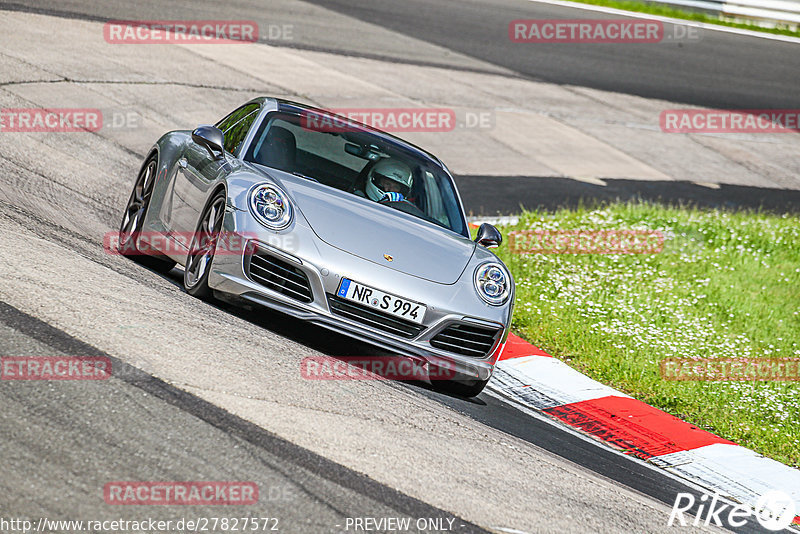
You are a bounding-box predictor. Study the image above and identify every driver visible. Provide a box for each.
[364,159,413,203]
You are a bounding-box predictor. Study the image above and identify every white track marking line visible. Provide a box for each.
[494,355,631,407]
[492,527,533,534]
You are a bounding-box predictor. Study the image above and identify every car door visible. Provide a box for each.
[169,143,228,236]
[167,104,261,239]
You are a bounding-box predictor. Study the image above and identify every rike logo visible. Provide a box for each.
[668,491,796,531]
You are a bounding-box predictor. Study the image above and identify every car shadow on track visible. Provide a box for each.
[149,263,487,403]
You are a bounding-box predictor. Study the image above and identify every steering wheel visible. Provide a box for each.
[378,198,428,218]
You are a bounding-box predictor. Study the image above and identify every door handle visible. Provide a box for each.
[178,157,188,169]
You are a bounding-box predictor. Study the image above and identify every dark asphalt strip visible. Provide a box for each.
[0,2,111,24]
[455,175,800,215]
[0,300,489,534]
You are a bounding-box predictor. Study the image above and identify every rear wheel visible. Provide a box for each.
[119,156,176,273]
[183,191,226,300]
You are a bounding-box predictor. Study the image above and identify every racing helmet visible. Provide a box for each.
[365,159,413,202]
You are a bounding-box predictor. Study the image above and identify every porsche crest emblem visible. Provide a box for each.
[383,254,394,262]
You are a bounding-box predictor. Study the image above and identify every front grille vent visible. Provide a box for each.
[327,294,425,339]
[430,323,501,358]
[247,248,313,303]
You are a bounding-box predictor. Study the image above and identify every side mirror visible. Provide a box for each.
[192,125,225,160]
[474,223,502,248]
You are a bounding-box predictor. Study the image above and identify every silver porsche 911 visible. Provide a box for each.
[119,97,514,396]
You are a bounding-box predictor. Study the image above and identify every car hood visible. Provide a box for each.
[274,172,475,285]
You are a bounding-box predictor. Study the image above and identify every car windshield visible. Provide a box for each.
[243,112,468,237]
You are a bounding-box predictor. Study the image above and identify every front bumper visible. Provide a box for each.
[207,209,511,382]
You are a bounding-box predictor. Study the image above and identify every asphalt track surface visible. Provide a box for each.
[0,302,487,534]
[0,0,794,533]
[6,0,800,215]
[4,0,798,110]
[0,284,768,533]
[300,0,800,110]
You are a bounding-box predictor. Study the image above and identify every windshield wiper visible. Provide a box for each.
[291,171,319,183]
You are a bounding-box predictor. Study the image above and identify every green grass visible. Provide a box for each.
[564,0,800,38]
[490,203,800,467]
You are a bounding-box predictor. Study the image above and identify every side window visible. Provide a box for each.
[222,110,258,155]
[274,119,366,171]
[215,104,258,132]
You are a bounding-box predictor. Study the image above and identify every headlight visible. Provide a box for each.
[249,184,293,230]
[474,262,511,306]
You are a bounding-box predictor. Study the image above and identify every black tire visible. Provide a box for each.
[183,190,226,301]
[433,376,490,398]
[119,156,176,274]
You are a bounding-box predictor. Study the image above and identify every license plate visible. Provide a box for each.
[337,278,426,324]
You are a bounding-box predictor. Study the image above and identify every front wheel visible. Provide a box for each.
[183,191,226,300]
